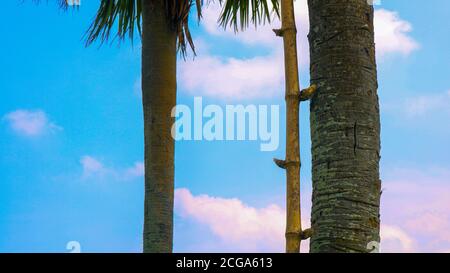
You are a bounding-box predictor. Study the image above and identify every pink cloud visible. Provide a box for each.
[380,225,415,252]
[175,188,313,252]
[382,168,450,252]
[175,188,286,252]
[175,166,450,252]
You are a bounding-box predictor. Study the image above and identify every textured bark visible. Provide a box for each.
[275,0,303,253]
[307,0,381,252]
[142,0,177,253]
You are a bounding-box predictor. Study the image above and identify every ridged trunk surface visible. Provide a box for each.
[307,0,381,252]
[142,0,177,253]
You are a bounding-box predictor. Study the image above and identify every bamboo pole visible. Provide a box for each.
[273,0,315,253]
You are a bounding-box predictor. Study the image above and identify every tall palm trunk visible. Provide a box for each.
[307,0,381,252]
[142,0,177,253]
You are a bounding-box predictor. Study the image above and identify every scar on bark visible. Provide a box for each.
[299,84,318,101]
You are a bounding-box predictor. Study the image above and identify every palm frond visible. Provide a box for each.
[218,0,280,31]
[165,0,200,56]
[85,0,204,56]
[85,0,142,46]
[35,1,276,55]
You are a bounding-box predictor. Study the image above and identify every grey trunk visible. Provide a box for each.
[307,0,381,252]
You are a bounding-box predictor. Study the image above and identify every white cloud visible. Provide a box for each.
[180,53,284,100]
[180,3,418,100]
[374,9,419,56]
[403,90,450,117]
[3,109,61,137]
[80,156,144,181]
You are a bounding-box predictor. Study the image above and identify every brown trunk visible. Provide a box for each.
[142,0,177,253]
[307,0,381,252]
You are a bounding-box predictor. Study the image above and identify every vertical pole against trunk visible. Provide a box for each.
[273,0,315,253]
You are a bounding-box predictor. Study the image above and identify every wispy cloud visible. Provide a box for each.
[80,156,144,181]
[403,90,450,117]
[80,156,107,178]
[3,109,61,137]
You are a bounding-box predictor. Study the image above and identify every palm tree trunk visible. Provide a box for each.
[307,0,381,252]
[274,0,303,253]
[142,0,177,253]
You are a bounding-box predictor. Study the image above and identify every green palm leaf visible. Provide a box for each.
[40,0,278,54]
[218,0,280,31]
[85,0,205,56]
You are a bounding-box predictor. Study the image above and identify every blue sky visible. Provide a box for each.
[0,0,449,253]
